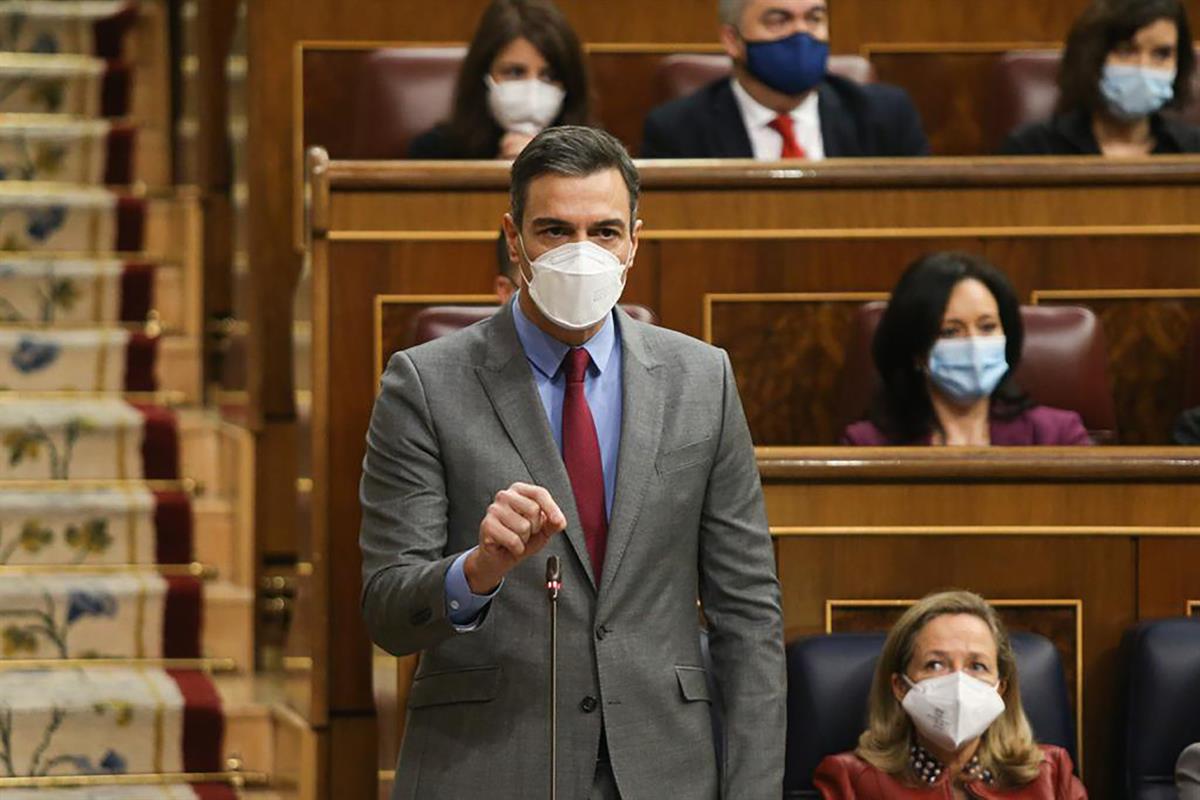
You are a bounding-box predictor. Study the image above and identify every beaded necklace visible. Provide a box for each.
[909,742,995,786]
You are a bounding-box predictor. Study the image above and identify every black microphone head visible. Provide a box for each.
[546,555,561,583]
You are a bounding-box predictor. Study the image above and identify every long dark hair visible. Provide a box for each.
[1058,0,1195,115]
[446,0,591,158]
[870,252,1031,443]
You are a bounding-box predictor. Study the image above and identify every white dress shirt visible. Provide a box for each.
[729,77,826,161]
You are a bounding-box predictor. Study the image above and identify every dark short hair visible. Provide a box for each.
[1058,0,1195,115]
[510,125,641,228]
[496,230,518,282]
[869,252,1031,443]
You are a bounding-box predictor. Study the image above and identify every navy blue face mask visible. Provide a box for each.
[744,31,829,96]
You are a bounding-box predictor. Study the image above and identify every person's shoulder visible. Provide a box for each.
[999,118,1059,155]
[1160,114,1200,152]
[1177,741,1200,786]
[818,751,873,774]
[397,309,501,371]
[999,111,1092,156]
[626,315,722,365]
[646,78,732,126]
[1024,405,1091,445]
[407,124,475,159]
[824,74,916,112]
[841,419,889,446]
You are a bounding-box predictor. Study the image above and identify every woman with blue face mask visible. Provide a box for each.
[1001,0,1200,156]
[842,253,1093,447]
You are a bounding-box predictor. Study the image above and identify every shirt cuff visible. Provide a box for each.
[444,548,502,630]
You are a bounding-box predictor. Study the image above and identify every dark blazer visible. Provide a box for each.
[640,75,929,158]
[841,406,1092,446]
[1000,108,1200,155]
[814,746,1087,799]
[407,123,502,159]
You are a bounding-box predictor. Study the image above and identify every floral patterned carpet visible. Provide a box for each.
[0,3,232,796]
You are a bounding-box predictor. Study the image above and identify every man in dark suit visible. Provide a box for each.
[641,0,929,159]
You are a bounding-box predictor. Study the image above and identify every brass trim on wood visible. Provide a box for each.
[1031,288,1200,303]
[0,479,199,493]
[702,291,887,343]
[0,562,215,578]
[772,526,1200,537]
[0,657,237,671]
[325,225,1200,243]
[0,772,269,789]
[859,41,1060,57]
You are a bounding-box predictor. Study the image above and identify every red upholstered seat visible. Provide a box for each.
[410,304,658,347]
[351,47,466,158]
[654,53,876,103]
[836,302,1118,442]
[991,49,1200,148]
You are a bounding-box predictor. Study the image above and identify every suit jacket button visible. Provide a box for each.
[595,625,608,640]
[410,607,432,626]
[579,696,598,713]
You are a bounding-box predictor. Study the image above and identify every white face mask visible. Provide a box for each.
[901,671,1006,751]
[485,75,566,136]
[517,237,631,331]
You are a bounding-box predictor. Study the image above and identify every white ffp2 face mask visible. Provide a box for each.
[485,75,566,136]
[518,237,630,331]
[901,671,1006,751]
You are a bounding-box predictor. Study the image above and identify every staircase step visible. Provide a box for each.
[0,1,137,59]
[202,581,252,671]
[1,786,238,800]
[0,257,179,328]
[0,572,201,660]
[0,53,129,117]
[0,486,192,567]
[0,115,135,185]
[0,398,177,480]
[0,667,224,777]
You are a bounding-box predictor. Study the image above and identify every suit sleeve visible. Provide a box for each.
[358,350,474,656]
[813,755,857,799]
[699,349,787,798]
[640,109,682,158]
[886,87,930,156]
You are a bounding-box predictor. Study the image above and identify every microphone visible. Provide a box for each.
[546,555,562,600]
[546,555,561,800]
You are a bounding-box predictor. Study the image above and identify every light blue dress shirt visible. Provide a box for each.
[445,295,624,626]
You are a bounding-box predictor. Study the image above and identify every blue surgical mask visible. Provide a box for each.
[744,31,829,96]
[1099,63,1175,121]
[927,336,1009,406]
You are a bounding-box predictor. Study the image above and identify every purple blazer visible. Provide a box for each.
[842,405,1093,446]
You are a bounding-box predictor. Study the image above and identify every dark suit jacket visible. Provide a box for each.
[640,75,929,158]
[1000,108,1200,155]
[407,123,502,159]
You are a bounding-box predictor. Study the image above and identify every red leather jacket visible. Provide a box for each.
[814,745,1088,799]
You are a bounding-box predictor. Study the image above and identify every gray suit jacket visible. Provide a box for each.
[359,303,786,799]
[1179,742,1200,800]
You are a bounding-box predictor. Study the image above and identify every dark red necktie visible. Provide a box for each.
[562,347,607,583]
[768,113,807,159]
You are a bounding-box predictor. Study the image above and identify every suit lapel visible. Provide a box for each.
[817,82,856,157]
[711,79,755,158]
[475,304,597,589]
[598,310,666,599]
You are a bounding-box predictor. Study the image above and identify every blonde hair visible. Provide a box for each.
[856,590,1045,787]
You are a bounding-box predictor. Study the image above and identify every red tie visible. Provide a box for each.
[562,348,607,584]
[768,113,807,159]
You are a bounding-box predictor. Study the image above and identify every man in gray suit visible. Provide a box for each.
[359,126,785,799]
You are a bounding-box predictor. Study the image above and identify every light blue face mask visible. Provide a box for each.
[927,336,1009,406]
[1099,63,1176,121]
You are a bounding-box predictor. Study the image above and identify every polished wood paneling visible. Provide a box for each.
[1034,293,1200,444]
[707,294,885,444]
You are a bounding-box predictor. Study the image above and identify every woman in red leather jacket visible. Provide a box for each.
[814,590,1088,799]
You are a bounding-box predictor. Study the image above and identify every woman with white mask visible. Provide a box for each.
[815,590,1088,798]
[1002,0,1200,156]
[842,253,1092,447]
[409,0,592,160]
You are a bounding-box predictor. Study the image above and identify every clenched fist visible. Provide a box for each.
[465,482,567,594]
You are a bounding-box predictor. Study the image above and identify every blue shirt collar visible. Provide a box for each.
[511,293,618,379]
